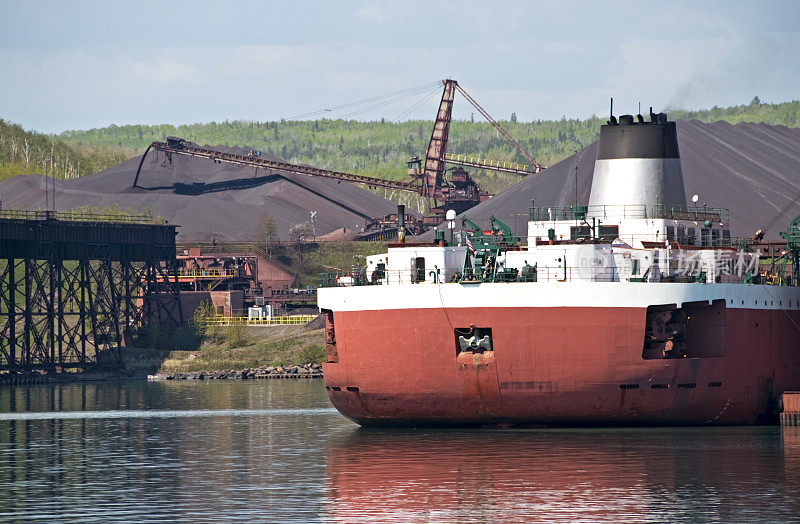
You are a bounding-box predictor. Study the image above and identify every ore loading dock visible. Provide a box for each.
[4,86,800,317]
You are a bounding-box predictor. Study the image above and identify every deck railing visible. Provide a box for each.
[528,204,730,223]
[318,258,772,288]
[177,269,242,278]
[199,315,317,326]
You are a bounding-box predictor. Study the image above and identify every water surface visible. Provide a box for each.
[0,381,798,522]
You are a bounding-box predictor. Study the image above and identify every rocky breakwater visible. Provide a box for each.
[148,363,323,381]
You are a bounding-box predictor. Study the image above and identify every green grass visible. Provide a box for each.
[120,318,326,374]
[156,329,325,373]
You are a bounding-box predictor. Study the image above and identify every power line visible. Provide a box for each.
[337,85,443,120]
[392,86,443,123]
[287,81,442,120]
[190,80,444,145]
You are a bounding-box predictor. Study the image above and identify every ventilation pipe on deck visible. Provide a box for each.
[397,204,406,243]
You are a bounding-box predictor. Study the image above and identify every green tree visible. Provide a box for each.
[262,212,279,257]
[289,222,313,262]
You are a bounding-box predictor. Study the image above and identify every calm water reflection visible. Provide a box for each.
[0,381,798,523]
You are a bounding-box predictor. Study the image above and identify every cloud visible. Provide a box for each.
[356,3,386,22]
[129,57,201,84]
[3,2,800,132]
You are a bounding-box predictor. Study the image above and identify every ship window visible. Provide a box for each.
[677,225,687,244]
[371,262,386,283]
[454,327,493,354]
[687,227,696,245]
[701,228,711,246]
[712,229,721,245]
[632,259,640,275]
[411,257,426,283]
[598,225,619,241]
[570,225,591,240]
[666,226,676,242]
[708,382,722,388]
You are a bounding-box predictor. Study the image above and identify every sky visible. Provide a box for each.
[1,0,799,134]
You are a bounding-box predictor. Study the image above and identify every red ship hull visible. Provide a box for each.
[322,306,800,426]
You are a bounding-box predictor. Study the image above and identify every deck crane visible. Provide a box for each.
[132,79,543,229]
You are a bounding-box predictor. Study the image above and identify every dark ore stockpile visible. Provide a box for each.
[427,120,800,240]
[0,145,403,242]
[3,121,800,241]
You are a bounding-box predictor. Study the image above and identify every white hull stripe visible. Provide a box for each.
[318,282,800,312]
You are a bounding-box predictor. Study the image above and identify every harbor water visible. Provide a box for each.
[1,380,799,523]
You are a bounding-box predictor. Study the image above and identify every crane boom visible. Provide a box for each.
[418,79,457,199]
[453,83,543,173]
[133,138,418,193]
[131,78,544,230]
[443,153,535,176]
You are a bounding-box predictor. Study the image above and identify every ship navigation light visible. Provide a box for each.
[446,209,457,244]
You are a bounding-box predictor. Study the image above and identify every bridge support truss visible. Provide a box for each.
[0,212,181,370]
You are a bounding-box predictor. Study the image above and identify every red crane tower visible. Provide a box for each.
[132,79,543,229]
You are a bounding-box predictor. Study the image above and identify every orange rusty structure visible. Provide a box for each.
[132,80,543,227]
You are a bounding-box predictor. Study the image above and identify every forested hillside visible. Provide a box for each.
[58,117,603,195]
[3,97,798,196]
[56,97,800,195]
[0,119,132,183]
[668,97,800,127]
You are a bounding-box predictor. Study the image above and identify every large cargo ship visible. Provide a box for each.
[318,110,800,426]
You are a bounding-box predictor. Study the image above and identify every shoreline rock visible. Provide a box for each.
[0,363,325,384]
[147,363,324,381]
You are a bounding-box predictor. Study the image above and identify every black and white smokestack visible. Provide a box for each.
[588,112,686,213]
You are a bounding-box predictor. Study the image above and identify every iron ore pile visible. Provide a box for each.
[2,121,800,241]
[441,120,800,240]
[0,145,400,241]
